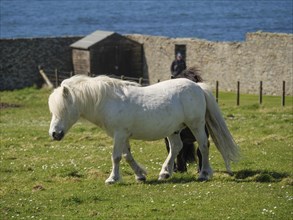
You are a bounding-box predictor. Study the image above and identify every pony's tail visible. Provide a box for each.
[198,83,240,171]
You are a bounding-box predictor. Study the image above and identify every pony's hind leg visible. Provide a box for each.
[164,137,178,172]
[159,133,183,180]
[123,141,147,182]
[197,139,210,173]
[188,123,213,181]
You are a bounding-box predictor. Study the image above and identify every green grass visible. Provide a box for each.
[1,87,292,219]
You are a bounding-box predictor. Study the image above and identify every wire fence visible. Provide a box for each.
[38,66,149,87]
[38,66,287,106]
[214,80,287,106]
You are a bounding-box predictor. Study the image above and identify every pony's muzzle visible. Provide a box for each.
[52,130,64,141]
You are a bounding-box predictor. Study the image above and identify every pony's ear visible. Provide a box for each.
[62,86,70,98]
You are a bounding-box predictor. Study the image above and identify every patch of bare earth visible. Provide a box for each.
[0,103,21,109]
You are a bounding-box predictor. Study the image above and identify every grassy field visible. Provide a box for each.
[0,87,292,219]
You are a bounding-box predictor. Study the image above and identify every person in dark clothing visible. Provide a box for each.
[170,53,186,78]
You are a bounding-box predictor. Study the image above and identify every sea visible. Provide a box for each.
[1,0,292,42]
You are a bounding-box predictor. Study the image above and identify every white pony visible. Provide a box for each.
[48,75,239,184]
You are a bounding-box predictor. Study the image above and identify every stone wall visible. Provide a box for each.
[0,37,81,90]
[127,32,292,95]
[0,32,292,95]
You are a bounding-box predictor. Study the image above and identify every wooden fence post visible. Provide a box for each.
[237,81,240,106]
[38,65,53,89]
[282,81,286,106]
[259,81,263,105]
[139,77,143,85]
[55,69,59,87]
[216,81,219,103]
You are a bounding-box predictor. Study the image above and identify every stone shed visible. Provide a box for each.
[70,30,143,77]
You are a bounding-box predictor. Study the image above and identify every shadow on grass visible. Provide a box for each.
[145,175,198,185]
[144,169,292,185]
[234,169,291,183]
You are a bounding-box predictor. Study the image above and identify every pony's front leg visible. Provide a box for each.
[105,133,125,184]
[159,133,182,180]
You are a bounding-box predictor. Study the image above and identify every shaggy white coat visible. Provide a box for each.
[49,75,239,183]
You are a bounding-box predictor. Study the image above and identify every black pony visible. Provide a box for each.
[165,67,210,173]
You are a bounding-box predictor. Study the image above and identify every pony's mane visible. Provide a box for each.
[48,86,72,117]
[49,75,140,115]
[174,66,212,93]
[61,74,140,88]
[176,66,203,83]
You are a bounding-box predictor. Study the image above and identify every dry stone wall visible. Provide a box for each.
[0,37,81,90]
[127,32,292,95]
[0,32,292,95]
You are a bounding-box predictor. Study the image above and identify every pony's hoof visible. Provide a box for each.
[158,173,170,180]
[198,177,208,182]
[105,177,119,184]
[136,176,146,182]
[227,171,234,176]
[198,171,211,181]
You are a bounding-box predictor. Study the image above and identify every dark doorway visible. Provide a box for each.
[95,45,132,75]
[175,44,186,60]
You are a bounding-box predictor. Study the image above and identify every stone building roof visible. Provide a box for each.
[70,30,115,49]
